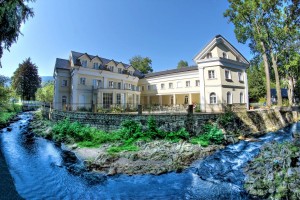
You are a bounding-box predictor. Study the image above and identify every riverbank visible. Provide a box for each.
[0,148,23,200]
[29,111,225,175]
[244,130,300,199]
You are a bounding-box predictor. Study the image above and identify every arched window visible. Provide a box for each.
[62,96,67,104]
[210,93,217,104]
[184,95,189,104]
[206,52,212,59]
[240,92,244,103]
[227,92,232,104]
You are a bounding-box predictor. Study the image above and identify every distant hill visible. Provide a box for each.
[41,76,54,85]
[4,76,53,87]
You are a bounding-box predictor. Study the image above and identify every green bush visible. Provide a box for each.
[165,128,189,141]
[190,123,224,147]
[107,144,139,154]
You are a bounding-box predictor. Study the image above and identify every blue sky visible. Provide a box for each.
[1,0,252,77]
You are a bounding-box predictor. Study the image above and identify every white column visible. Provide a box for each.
[173,94,176,106]
[159,95,162,105]
[71,72,78,111]
[198,66,206,112]
[189,93,192,105]
[103,77,107,88]
[244,70,249,110]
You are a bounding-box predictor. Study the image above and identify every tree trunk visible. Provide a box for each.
[270,52,282,106]
[288,76,294,106]
[261,42,272,107]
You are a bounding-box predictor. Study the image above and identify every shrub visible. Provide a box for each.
[165,128,189,141]
[190,123,224,146]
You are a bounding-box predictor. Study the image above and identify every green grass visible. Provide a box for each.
[0,103,22,125]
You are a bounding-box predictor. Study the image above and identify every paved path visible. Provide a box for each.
[0,148,23,200]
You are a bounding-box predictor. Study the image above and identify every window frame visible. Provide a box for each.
[225,69,231,80]
[240,92,244,103]
[227,91,232,104]
[61,80,68,87]
[223,52,228,59]
[161,83,165,90]
[208,70,215,79]
[81,60,87,67]
[195,80,200,86]
[169,83,173,89]
[186,81,190,87]
[238,72,244,82]
[206,52,212,59]
[209,92,217,104]
[80,77,86,85]
[93,62,99,69]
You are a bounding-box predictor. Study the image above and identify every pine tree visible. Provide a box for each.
[11,58,41,100]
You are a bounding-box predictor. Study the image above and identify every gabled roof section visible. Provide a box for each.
[91,55,103,63]
[54,58,71,70]
[77,53,92,61]
[193,35,249,64]
[70,51,132,68]
[144,66,198,78]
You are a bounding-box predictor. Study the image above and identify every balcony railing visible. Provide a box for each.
[92,85,140,91]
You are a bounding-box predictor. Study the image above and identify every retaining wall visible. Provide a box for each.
[41,107,300,136]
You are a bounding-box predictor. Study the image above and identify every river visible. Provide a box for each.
[0,112,299,199]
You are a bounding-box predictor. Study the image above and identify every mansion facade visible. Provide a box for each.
[53,35,249,112]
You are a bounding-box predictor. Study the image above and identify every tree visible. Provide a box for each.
[36,81,54,103]
[224,0,300,107]
[177,60,188,69]
[247,63,266,102]
[0,75,10,104]
[129,56,153,74]
[224,0,273,107]
[0,0,34,68]
[11,58,41,100]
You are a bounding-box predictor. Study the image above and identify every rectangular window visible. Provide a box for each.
[103,93,113,108]
[93,79,97,87]
[169,83,173,89]
[116,93,121,104]
[93,63,99,69]
[225,69,231,79]
[177,81,182,88]
[161,83,165,89]
[238,72,244,82]
[117,82,121,89]
[142,86,144,91]
[118,68,122,74]
[147,85,151,91]
[109,81,114,88]
[62,80,68,87]
[81,60,87,67]
[186,81,190,87]
[80,77,86,85]
[208,70,215,79]
[128,84,132,90]
[195,80,200,86]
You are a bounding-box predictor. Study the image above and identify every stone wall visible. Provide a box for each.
[41,107,300,136]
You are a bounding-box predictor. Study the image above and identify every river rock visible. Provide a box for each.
[61,150,78,165]
[6,127,12,132]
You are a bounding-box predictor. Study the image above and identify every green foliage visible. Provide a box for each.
[177,60,188,69]
[35,82,54,103]
[119,120,142,140]
[247,64,266,102]
[217,110,235,129]
[0,0,34,67]
[0,103,21,125]
[190,123,223,147]
[165,128,189,141]
[129,55,153,74]
[11,58,41,100]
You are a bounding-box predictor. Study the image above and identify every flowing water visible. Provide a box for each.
[0,112,299,200]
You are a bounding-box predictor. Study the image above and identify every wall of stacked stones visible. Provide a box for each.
[42,107,300,135]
